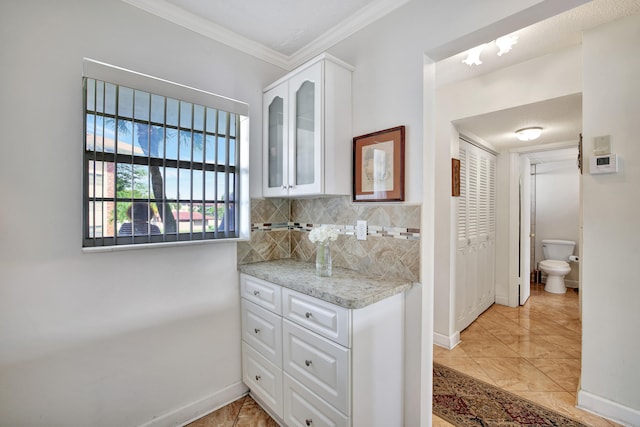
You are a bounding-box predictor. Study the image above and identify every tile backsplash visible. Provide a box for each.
[238,196,421,282]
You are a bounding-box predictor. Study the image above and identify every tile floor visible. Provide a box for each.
[189,283,620,427]
[433,283,621,427]
[186,395,277,427]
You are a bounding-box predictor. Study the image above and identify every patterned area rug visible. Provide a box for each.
[433,363,588,426]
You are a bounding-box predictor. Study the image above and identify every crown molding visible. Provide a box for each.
[122,0,291,69]
[287,0,412,68]
[123,0,411,71]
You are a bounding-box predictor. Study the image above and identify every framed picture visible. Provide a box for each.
[452,158,461,197]
[353,126,405,202]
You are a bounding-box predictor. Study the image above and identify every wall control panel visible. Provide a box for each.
[590,153,618,174]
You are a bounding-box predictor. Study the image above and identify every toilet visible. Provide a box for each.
[539,239,576,294]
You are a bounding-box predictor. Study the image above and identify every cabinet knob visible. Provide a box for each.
[254,328,260,334]
[305,359,312,367]
[253,290,260,296]
[288,184,293,189]
[305,419,312,426]
[255,375,261,381]
[305,312,312,319]
[281,185,287,189]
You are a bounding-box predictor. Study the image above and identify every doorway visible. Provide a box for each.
[452,93,582,307]
[520,147,582,295]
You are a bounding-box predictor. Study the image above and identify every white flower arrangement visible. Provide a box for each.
[308,224,339,244]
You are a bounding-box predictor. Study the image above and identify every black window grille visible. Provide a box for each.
[83,76,241,248]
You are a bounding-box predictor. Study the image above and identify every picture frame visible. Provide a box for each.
[353,126,405,202]
[452,158,461,197]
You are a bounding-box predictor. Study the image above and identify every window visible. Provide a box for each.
[83,60,249,248]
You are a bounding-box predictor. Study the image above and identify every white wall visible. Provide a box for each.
[0,0,601,425]
[0,1,283,426]
[327,1,584,424]
[534,160,580,284]
[329,0,569,204]
[579,13,640,425]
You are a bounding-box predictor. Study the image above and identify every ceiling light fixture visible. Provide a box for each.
[515,127,543,141]
[462,44,487,66]
[496,35,518,56]
[463,33,518,66]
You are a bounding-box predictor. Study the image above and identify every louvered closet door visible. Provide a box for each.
[476,151,496,312]
[456,140,496,332]
[455,146,475,330]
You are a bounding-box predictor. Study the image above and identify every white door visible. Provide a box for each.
[519,155,532,305]
[288,62,323,196]
[455,145,471,329]
[477,152,496,311]
[263,83,289,197]
[456,140,496,332]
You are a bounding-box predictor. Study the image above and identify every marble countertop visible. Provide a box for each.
[238,259,414,309]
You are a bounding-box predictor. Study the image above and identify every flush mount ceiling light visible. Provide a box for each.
[496,35,518,56]
[515,127,543,141]
[462,44,487,66]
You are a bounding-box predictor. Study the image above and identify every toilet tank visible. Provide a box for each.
[542,239,575,261]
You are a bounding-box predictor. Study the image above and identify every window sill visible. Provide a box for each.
[82,236,248,253]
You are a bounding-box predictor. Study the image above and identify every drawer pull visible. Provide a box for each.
[305,419,313,426]
[253,290,260,296]
[305,359,312,367]
[255,375,261,381]
[305,312,313,319]
[254,328,261,334]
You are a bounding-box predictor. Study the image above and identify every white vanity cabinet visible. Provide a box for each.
[262,53,353,198]
[240,275,284,418]
[240,273,405,427]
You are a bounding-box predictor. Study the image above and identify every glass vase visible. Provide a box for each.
[315,241,332,277]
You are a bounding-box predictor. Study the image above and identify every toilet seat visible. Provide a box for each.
[539,259,571,274]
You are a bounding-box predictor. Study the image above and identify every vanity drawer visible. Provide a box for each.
[284,374,349,427]
[242,342,283,419]
[282,288,350,347]
[240,274,282,314]
[283,319,350,415]
[241,299,282,367]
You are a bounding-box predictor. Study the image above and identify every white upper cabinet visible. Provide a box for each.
[263,54,353,198]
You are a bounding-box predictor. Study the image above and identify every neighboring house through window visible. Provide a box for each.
[82,59,249,248]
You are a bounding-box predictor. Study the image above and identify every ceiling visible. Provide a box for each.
[435,0,640,87]
[454,94,583,153]
[122,0,411,68]
[123,0,640,162]
[443,0,640,160]
[150,0,377,56]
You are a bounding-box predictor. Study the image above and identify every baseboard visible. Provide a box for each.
[494,294,510,306]
[577,389,640,427]
[433,331,460,349]
[565,279,578,288]
[137,381,249,427]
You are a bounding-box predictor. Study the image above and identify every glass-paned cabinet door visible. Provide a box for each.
[289,62,322,196]
[295,80,315,185]
[263,84,289,196]
[269,96,284,188]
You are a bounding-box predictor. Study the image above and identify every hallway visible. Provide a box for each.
[433,283,620,426]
